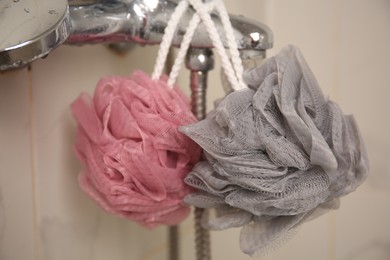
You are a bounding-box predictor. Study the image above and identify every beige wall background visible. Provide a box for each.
[0,0,389,259]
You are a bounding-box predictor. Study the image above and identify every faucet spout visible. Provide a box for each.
[66,0,273,50]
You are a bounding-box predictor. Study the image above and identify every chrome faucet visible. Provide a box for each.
[0,0,272,71]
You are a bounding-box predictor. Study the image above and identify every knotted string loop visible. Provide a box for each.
[152,0,247,91]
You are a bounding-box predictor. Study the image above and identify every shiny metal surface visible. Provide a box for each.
[186,48,215,72]
[0,0,273,71]
[0,6,71,71]
[186,48,214,119]
[168,225,179,260]
[66,0,273,50]
[186,48,214,260]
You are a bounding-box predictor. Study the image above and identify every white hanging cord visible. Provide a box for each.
[151,0,189,81]
[167,1,217,87]
[214,0,246,89]
[152,0,246,91]
[187,0,246,91]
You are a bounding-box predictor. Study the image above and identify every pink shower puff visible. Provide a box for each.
[71,70,201,228]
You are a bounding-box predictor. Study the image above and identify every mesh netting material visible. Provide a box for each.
[180,45,369,255]
[71,70,202,228]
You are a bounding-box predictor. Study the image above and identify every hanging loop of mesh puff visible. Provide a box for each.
[69,0,215,228]
[180,45,369,254]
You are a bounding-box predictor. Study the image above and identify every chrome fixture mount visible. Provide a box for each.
[0,0,273,71]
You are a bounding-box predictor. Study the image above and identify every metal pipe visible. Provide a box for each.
[186,48,214,260]
[169,225,179,260]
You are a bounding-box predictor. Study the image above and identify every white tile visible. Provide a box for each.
[271,215,331,260]
[225,0,268,20]
[0,69,35,260]
[338,0,390,191]
[334,192,390,260]
[40,213,169,260]
[266,0,342,97]
[211,228,273,260]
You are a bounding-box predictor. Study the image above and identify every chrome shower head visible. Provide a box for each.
[0,0,71,71]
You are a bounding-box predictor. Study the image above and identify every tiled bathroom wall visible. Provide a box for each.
[0,0,389,259]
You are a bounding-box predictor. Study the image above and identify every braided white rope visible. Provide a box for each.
[214,0,246,89]
[152,0,246,92]
[167,1,217,87]
[187,0,246,91]
[151,0,189,81]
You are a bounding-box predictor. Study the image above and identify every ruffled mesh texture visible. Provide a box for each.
[180,45,369,255]
[71,71,202,228]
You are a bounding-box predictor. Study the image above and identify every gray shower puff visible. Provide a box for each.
[180,45,369,256]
